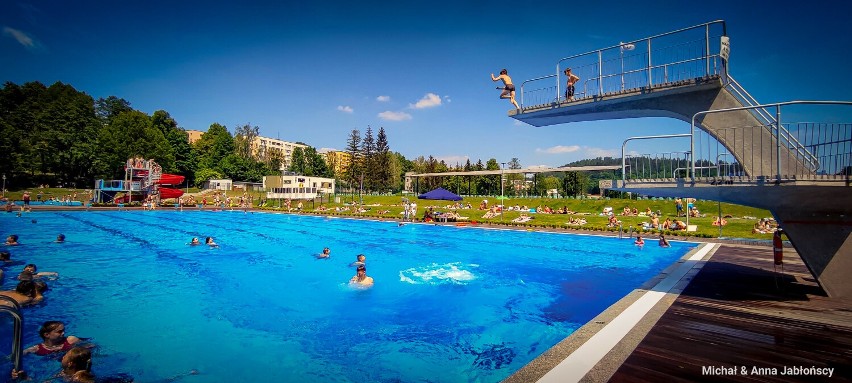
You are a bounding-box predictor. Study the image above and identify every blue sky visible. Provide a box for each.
[3,0,851,168]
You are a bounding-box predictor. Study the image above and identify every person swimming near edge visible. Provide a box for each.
[0,280,48,307]
[349,265,374,287]
[55,234,65,243]
[24,321,83,356]
[634,235,645,246]
[658,235,671,248]
[317,247,331,259]
[189,237,201,246]
[205,237,218,247]
[18,264,59,281]
[349,254,366,267]
[13,346,136,383]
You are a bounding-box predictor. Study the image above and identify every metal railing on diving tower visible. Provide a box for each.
[515,20,830,181]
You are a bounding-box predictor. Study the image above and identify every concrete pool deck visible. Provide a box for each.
[506,243,852,383]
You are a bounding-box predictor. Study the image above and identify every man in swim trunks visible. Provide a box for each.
[491,69,521,110]
[564,68,579,101]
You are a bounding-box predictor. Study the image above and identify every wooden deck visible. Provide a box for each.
[608,245,852,382]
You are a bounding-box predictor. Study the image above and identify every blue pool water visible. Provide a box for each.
[0,211,695,382]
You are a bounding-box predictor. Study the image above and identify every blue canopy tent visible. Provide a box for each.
[418,187,463,201]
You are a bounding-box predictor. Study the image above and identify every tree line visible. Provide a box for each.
[2,80,649,196]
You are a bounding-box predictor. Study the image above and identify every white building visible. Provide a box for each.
[253,136,308,171]
[263,175,335,200]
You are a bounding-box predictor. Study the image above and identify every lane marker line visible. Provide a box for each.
[537,243,716,383]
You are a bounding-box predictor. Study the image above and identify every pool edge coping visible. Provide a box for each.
[502,242,719,383]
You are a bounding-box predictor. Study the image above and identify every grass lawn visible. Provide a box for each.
[257,193,774,240]
[3,188,775,240]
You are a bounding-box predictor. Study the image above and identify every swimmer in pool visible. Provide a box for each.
[205,237,218,247]
[24,321,82,356]
[5,235,19,246]
[0,280,47,307]
[658,235,671,248]
[349,254,366,267]
[317,247,331,259]
[18,264,59,281]
[349,265,374,287]
[55,234,65,243]
[634,235,645,246]
[189,237,201,246]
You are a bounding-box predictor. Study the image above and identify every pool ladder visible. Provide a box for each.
[0,296,24,373]
[618,224,636,239]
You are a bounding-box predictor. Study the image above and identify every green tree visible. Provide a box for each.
[361,126,376,191]
[194,123,234,171]
[343,129,362,192]
[234,123,260,160]
[374,127,392,192]
[95,96,133,125]
[304,146,331,177]
[194,167,224,188]
[289,147,306,174]
[536,175,561,196]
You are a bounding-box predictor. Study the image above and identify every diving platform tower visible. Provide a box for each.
[512,21,852,297]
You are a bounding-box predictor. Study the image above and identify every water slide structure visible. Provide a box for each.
[95,157,185,204]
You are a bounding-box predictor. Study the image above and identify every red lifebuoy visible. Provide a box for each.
[773,231,783,265]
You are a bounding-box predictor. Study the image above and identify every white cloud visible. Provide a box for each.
[585,147,618,157]
[3,27,34,48]
[536,145,581,154]
[336,105,353,113]
[443,95,452,103]
[409,93,442,109]
[376,95,390,102]
[378,111,412,121]
[434,155,469,165]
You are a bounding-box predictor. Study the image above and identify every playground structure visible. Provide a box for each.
[94,157,185,204]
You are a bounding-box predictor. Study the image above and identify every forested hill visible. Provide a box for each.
[562,157,622,167]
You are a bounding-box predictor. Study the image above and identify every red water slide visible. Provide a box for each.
[157,174,186,199]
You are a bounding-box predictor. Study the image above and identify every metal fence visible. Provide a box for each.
[621,102,852,182]
[520,20,727,108]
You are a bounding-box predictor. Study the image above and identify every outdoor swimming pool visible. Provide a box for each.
[0,210,696,382]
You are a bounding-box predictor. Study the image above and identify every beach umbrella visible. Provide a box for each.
[417,187,463,201]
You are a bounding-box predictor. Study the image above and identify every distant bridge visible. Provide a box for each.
[511,20,852,297]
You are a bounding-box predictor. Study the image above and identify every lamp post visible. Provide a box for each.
[500,162,507,223]
[620,42,635,91]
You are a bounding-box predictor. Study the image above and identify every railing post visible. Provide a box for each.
[776,105,782,181]
[555,64,561,104]
[598,50,603,97]
[647,39,653,88]
[705,24,711,77]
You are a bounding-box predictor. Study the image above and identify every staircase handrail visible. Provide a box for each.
[726,76,819,171]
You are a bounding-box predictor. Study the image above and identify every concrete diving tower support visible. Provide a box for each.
[513,76,852,297]
[512,75,812,178]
